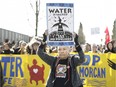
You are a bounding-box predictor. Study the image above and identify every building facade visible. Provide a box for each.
[0,28,31,44]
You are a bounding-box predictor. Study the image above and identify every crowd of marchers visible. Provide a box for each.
[0,34,116,55]
[84,40,116,53]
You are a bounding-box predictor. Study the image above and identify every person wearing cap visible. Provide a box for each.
[37,32,85,87]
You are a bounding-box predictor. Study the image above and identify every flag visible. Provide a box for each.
[105,27,110,45]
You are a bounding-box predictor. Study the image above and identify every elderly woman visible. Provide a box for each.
[37,32,85,87]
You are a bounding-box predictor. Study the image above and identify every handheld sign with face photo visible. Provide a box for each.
[46,3,74,46]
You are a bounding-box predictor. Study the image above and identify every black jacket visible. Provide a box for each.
[38,46,85,87]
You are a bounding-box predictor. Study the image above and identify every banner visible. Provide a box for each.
[1,55,50,87]
[0,53,116,87]
[46,3,74,46]
[78,53,116,87]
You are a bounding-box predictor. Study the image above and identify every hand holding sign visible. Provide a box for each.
[43,30,48,42]
[73,32,82,52]
[74,32,79,45]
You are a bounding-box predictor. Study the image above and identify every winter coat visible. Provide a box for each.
[37,47,85,87]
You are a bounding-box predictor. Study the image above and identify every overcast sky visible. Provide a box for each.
[0,0,116,44]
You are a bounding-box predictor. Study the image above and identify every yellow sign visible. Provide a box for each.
[0,53,116,87]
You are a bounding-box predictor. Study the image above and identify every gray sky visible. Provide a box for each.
[0,0,116,44]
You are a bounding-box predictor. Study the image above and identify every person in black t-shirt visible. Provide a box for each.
[38,32,85,87]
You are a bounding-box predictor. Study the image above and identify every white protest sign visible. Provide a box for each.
[46,3,74,46]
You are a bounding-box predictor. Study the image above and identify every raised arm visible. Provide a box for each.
[37,46,56,66]
[37,31,56,66]
[73,33,85,66]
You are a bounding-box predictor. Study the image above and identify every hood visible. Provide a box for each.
[28,36,42,49]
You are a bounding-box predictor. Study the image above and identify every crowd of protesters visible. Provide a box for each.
[0,37,42,54]
[0,39,116,55]
[84,40,116,53]
[0,34,116,55]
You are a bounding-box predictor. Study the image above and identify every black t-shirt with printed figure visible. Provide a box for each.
[53,58,73,87]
